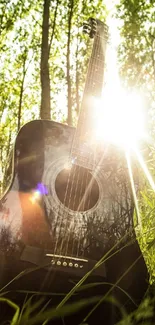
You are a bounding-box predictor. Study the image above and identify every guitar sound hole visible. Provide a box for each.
[55,165,99,212]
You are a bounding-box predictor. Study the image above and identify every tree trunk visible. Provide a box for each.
[66,0,74,126]
[48,0,59,55]
[40,0,51,120]
[152,38,155,84]
[75,27,80,115]
[17,52,27,132]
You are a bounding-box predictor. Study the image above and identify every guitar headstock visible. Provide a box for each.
[83,18,109,40]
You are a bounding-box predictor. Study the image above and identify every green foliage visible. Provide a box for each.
[116,0,155,285]
[116,0,155,92]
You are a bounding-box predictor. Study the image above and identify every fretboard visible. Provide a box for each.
[71,20,108,169]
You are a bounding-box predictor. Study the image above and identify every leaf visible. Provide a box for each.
[0,297,20,325]
[19,296,103,325]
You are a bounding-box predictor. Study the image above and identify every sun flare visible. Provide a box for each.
[92,87,146,150]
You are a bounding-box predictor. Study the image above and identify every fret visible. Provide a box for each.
[89,56,105,65]
[87,68,104,79]
[87,79,104,86]
[87,72,104,83]
[72,159,95,171]
[95,35,108,42]
[71,149,96,171]
[89,62,105,71]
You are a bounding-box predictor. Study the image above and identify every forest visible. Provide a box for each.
[0,0,155,324]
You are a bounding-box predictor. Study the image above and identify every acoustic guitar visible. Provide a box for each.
[0,18,148,325]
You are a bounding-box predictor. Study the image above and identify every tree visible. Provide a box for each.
[116,0,155,93]
[40,0,51,119]
[66,0,74,125]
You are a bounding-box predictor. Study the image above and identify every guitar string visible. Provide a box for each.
[52,159,74,256]
[66,31,102,258]
[58,79,94,256]
[52,29,94,256]
[51,22,85,258]
[57,31,101,257]
[71,30,105,258]
[64,91,96,257]
[55,111,87,256]
[52,26,107,260]
[75,31,104,258]
[58,113,89,257]
[58,164,79,256]
[63,30,107,260]
[57,33,107,259]
[55,105,89,258]
[52,123,86,257]
[64,162,86,257]
[67,129,95,258]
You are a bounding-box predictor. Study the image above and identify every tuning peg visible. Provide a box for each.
[88,18,97,27]
[83,18,97,38]
[83,22,91,35]
[88,18,97,38]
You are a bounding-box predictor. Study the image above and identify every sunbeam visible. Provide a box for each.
[134,148,155,192]
[126,150,142,230]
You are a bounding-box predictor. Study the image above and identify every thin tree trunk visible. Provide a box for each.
[17,52,27,132]
[40,0,51,120]
[152,39,155,84]
[48,0,59,55]
[75,27,80,115]
[66,0,74,126]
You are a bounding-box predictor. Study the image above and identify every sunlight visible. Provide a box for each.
[134,148,155,191]
[91,34,146,150]
[93,88,146,149]
[126,150,142,229]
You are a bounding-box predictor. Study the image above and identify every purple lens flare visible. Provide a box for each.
[36,183,48,195]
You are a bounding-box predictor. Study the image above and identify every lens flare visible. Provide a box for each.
[93,89,146,149]
[29,183,48,204]
[29,190,41,204]
[37,183,48,195]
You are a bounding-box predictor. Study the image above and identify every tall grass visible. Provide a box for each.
[0,234,154,325]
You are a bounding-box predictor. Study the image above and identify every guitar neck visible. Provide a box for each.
[72,20,108,161]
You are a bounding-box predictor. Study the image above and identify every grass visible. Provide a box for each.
[0,236,154,325]
[0,278,154,325]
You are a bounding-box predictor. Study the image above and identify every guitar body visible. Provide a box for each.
[0,119,148,324]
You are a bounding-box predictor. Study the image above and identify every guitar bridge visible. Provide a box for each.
[45,253,88,269]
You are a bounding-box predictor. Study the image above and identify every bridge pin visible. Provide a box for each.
[79,265,83,268]
[51,259,55,265]
[69,262,73,267]
[63,262,67,266]
[74,263,78,268]
[57,261,61,266]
